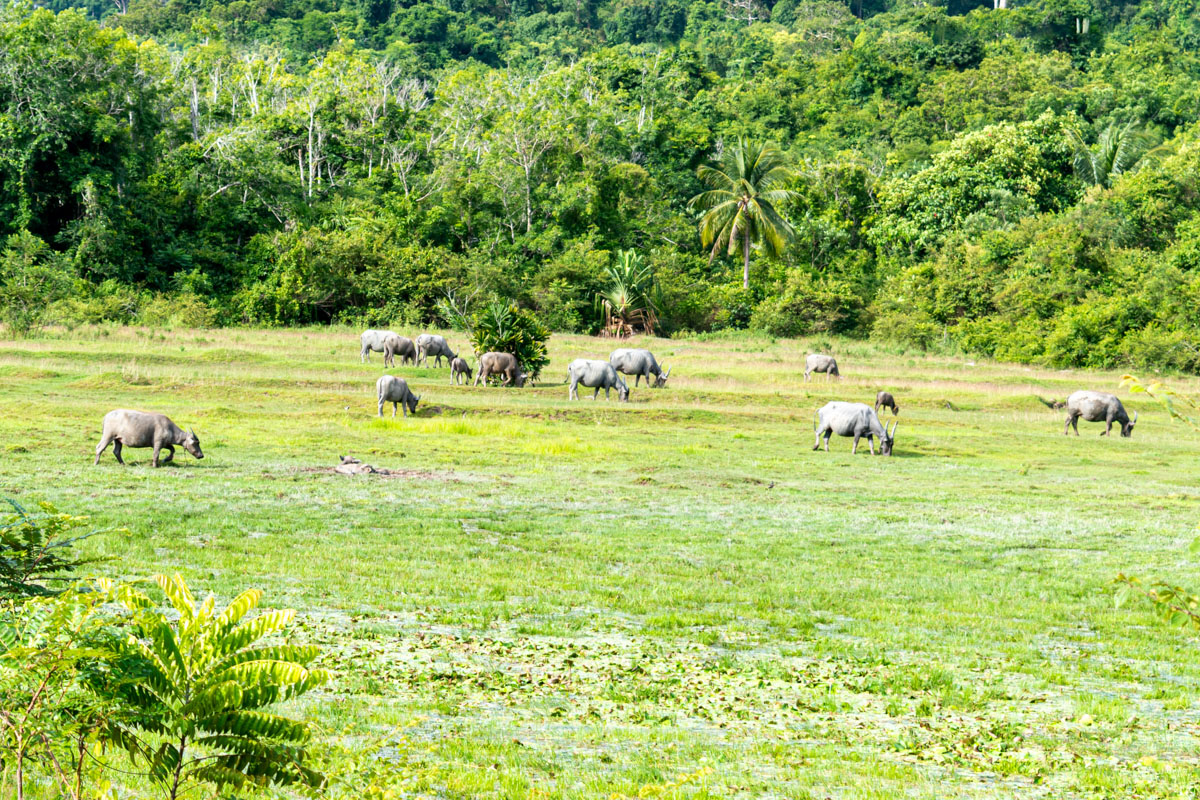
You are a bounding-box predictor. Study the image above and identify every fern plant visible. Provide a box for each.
[0,499,108,600]
[104,574,327,799]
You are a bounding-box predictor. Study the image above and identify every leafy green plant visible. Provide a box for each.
[0,587,115,800]
[596,250,660,337]
[0,231,71,337]
[467,302,550,381]
[0,499,107,600]
[105,574,327,799]
[1070,122,1158,188]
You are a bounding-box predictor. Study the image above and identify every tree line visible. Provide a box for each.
[6,0,1200,370]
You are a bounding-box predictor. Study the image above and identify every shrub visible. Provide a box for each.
[0,231,71,336]
[138,293,218,328]
[0,499,106,600]
[750,272,866,337]
[104,574,327,799]
[467,302,551,380]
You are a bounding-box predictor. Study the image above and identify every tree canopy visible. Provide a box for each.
[8,0,1200,369]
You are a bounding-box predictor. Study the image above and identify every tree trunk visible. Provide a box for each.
[742,234,750,289]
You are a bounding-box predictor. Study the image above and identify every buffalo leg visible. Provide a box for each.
[813,429,822,450]
[152,445,161,468]
[1102,416,1113,436]
[867,435,876,456]
[852,434,860,454]
[378,399,385,417]
[160,444,175,464]
[824,432,831,451]
[112,441,124,465]
[95,434,114,465]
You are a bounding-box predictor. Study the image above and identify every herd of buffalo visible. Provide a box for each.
[91,333,1141,466]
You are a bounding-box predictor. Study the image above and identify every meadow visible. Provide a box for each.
[2,326,1199,799]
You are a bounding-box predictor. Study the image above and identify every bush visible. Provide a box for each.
[0,231,71,336]
[138,293,218,328]
[750,272,866,337]
[870,308,942,351]
[467,302,551,380]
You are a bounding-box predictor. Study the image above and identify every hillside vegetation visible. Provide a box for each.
[7,0,1200,369]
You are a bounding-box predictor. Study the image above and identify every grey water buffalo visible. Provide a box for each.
[805,354,840,381]
[94,410,203,467]
[1063,391,1137,436]
[609,348,671,388]
[813,401,896,455]
[568,359,629,401]
[875,391,899,416]
[383,334,417,368]
[377,375,421,418]
[360,329,397,362]
[416,334,457,367]
[474,352,528,387]
[450,357,473,385]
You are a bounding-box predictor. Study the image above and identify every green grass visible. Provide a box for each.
[4,325,1200,798]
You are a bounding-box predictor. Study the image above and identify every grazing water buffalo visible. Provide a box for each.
[804,354,840,381]
[875,391,899,416]
[813,402,896,455]
[473,352,527,387]
[416,334,457,367]
[568,359,629,401]
[382,334,417,368]
[377,375,421,418]
[360,329,398,362]
[1064,391,1137,436]
[450,357,473,385]
[95,410,203,467]
[609,348,671,388]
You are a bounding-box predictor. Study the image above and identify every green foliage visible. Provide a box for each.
[750,271,866,337]
[468,302,551,380]
[689,139,797,289]
[106,574,327,799]
[0,232,70,336]
[597,250,660,337]
[0,499,106,600]
[7,0,1200,368]
[1070,122,1158,188]
[0,587,114,800]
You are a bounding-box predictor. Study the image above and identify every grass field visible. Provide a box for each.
[3,325,1200,799]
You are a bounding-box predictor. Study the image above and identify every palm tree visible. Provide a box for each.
[1070,122,1158,189]
[596,250,659,337]
[689,139,797,289]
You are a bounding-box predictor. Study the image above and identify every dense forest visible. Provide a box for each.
[5,0,1200,369]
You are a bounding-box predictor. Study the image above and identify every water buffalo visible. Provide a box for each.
[568,359,629,401]
[473,352,527,387]
[94,410,203,467]
[383,334,417,368]
[377,375,421,418]
[1064,391,1137,436]
[450,356,473,385]
[813,401,895,455]
[805,354,840,381]
[416,334,457,367]
[875,391,899,416]
[609,348,671,388]
[360,329,397,362]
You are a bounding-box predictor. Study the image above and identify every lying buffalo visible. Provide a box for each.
[94,410,203,467]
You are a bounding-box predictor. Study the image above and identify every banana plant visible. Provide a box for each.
[104,574,327,799]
